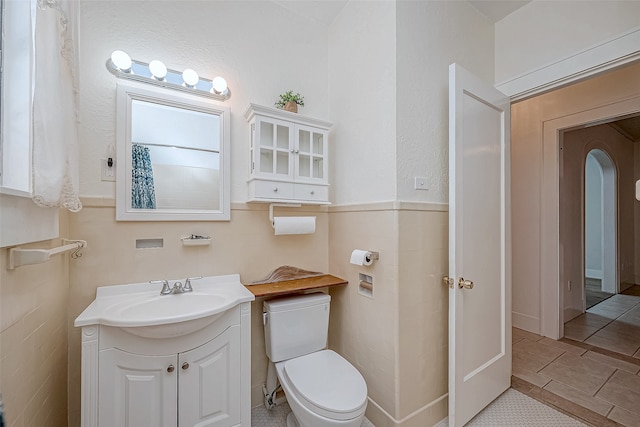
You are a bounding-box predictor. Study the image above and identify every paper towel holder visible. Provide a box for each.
[269,203,302,226]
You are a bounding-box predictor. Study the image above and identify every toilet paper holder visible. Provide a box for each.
[365,251,379,262]
[350,249,380,266]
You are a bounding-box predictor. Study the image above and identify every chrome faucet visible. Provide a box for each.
[150,280,173,295]
[184,276,202,292]
[150,276,202,295]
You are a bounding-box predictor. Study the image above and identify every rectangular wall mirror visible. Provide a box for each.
[116,80,230,221]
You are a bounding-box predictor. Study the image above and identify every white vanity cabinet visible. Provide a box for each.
[179,325,241,427]
[79,302,251,427]
[244,103,332,204]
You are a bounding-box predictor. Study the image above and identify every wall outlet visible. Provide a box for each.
[101,158,116,182]
[414,176,428,190]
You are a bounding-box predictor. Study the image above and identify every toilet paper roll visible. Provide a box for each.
[350,249,374,266]
[273,216,316,235]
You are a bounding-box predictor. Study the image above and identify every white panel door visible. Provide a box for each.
[448,63,511,427]
[179,325,241,427]
[99,348,177,427]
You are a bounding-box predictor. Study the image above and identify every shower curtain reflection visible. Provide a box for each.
[131,143,156,209]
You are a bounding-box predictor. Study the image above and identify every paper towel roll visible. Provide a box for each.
[273,216,316,235]
[350,249,374,266]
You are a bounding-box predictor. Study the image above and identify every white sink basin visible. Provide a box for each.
[74,274,255,338]
[117,293,227,321]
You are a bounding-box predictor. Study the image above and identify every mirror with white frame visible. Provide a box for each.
[116,80,230,221]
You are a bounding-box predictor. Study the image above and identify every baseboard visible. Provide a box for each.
[585,269,603,280]
[563,307,582,323]
[512,312,539,334]
[365,394,448,427]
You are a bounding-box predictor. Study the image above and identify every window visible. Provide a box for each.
[1,0,33,195]
[0,0,59,248]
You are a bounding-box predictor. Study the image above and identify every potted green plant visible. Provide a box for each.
[275,90,304,113]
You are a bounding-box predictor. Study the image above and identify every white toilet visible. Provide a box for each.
[263,293,368,427]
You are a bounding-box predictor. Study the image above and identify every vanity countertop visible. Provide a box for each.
[244,274,348,298]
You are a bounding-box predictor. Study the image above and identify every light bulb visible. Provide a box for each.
[149,60,167,80]
[110,50,132,73]
[211,76,228,95]
[182,68,199,87]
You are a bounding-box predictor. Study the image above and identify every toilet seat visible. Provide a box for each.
[276,350,367,421]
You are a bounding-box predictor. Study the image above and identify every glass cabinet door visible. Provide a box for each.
[256,118,293,178]
[296,125,325,182]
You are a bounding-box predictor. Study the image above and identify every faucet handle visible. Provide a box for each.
[184,276,202,292]
[172,281,183,293]
[150,280,172,295]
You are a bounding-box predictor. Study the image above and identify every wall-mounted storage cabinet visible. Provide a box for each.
[244,104,332,204]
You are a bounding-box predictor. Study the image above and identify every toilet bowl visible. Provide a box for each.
[263,293,368,427]
[275,350,367,427]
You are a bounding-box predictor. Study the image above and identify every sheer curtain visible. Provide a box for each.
[31,0,82,212]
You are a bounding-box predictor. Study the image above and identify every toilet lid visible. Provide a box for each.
[283,350,367,414]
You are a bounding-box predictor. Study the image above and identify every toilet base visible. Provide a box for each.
[287,412,300,427]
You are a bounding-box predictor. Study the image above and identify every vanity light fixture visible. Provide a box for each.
[148,60,167,81]
[106,50,231,101]
[211,77,228,95]
[182,68,199,88]
[110,50,132,73]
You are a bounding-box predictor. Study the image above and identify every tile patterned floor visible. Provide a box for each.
[251,402,375,427]
[513,326,640,426]
[252,390,586,427]
[564,293,640,357]
[585,278,614,309]
[435,388,587,426]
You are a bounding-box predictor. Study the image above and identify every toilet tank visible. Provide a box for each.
[263,293,330,362]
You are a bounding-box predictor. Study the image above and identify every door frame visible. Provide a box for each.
[540,97,640,339]
[496,28,640,100]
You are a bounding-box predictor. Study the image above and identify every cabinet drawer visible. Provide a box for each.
[294,184,328,202]
[250,180,295,200]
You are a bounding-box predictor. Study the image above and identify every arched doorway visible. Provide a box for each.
[584,149,617,307]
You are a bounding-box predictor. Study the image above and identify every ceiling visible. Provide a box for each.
[467,0,531,22]
[609,115,640,142]
[272,0,532,26]
[271,0,348,25]
[269,0,640,142]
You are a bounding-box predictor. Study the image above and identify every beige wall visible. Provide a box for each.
[560,124,637,320]
[0,211,70,426]
[66,200,328,425]
[511,61,640,336]
[328,203,448,427]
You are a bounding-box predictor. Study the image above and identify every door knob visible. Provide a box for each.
[442,276,454,289]
[167,364,175,373]
[458,277,474,289]
[182,362,190,370]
